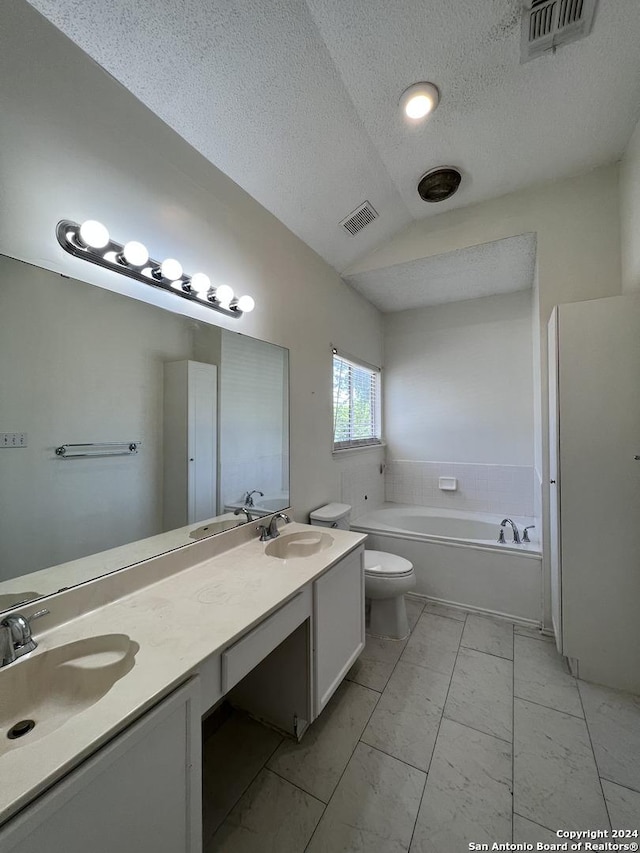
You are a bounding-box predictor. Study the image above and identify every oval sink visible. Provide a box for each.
[265,531,333,560]
[0,633,138,755]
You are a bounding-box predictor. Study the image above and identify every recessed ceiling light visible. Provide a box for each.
[400,82,440,123]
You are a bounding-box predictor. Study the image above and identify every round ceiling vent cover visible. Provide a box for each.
[417,167,462,202]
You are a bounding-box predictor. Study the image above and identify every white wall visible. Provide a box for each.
[0,2,383,535]
[219,333,288,506]
[0,257,193,581]
[620,116,640,293]
[384,291,534,465]
[347,166,622,629]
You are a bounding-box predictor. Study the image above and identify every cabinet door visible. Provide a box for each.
[314,547,364,716]
[0,678,202,853]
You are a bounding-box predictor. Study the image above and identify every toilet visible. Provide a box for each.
[309,503,416,640]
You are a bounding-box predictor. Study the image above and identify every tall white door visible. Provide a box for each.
[547,309,562,652]
[187,362,217,524]
[556,293,640,691]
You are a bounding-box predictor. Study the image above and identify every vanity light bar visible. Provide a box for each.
[56,220,255,319]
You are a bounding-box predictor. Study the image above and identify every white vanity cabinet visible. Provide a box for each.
[313,545,365,716]
[0,678,202,853]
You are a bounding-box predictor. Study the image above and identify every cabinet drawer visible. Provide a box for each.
[221,586,311,692]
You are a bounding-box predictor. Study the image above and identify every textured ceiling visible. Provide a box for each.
[343,234,537,312]
[26,0,640,273]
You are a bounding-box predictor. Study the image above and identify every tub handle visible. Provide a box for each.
[497,528,505,544]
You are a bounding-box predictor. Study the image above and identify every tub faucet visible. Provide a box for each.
[243,490,264,508]
[0,609,49,668]
[259,512,291,542]
[499,518,521,544]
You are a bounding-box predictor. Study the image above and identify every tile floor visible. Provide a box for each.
[203,598,640,852]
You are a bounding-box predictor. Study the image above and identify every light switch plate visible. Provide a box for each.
[0,432,27,447]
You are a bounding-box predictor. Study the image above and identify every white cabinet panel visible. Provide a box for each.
[0,679,202,853]
[313,546,364,716]
[550,294,640,692]
[221,587,311,692]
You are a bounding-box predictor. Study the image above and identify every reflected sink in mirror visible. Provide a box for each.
[0,593,41,611]
[0,633,138,756]
[265,532,333,560]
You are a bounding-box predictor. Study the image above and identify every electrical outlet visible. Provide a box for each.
[0,433,27,447]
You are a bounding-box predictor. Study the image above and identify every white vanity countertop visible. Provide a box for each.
[0,523,366,826]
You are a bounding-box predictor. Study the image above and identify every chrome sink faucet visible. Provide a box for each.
[0,609,49,667]
[243,490,264,508]
[498,518,521,544]
[234,506,255,523]
[259,512,291,542]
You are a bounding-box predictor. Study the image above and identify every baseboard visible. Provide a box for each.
[405,591,550,633]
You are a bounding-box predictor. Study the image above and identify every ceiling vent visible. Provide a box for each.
[340,201,378,236]
[521,0,598,63]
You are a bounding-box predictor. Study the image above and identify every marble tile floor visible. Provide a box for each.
[203,598,640,852]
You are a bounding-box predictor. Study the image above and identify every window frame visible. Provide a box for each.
[331,348,382,453]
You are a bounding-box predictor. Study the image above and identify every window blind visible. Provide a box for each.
[332,353,381,450]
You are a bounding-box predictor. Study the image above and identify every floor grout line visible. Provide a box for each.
[357,737,432,775]
[598,776,640,796]
[460,642,514,661]
[513,811,558,835]
[202,717,285,847]
[512,693,584,720]
[302,670,384,853]
[576,681,613,830]
[440,714,513,746]
[407,610,469,852]
[265,766,328,806]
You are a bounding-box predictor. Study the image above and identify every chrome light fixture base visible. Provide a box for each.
[56,220,245,319]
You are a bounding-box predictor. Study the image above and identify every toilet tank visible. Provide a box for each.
[309,502,351,530]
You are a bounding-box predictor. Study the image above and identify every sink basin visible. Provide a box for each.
[0,633,138,755]
[265,531,333,560]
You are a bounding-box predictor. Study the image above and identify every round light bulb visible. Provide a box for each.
[214,284,234,306]
[160,258,183,281]
[122,241,149,267]
[79,220,109,249]
[189,272,211,295]
[237,295,255,313]
[399,82,440,123]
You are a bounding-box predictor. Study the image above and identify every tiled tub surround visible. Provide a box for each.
[385,460,534,517]
[353,505,542,623]
[338,452,385,520]
[202,602,640,852]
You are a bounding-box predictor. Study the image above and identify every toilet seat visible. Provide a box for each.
[364,550,414,578]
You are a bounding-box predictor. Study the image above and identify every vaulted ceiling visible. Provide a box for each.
[27,0,640,274]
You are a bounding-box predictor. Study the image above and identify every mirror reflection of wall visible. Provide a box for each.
[0,254,289,596]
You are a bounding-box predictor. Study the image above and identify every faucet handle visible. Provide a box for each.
[2,609,49,646]
[523,525,535,543]
[497,528,505,544]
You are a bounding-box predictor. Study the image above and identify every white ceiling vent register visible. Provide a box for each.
[340,201,378,236]
[521,0,598,63]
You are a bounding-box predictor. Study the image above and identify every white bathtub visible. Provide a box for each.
[352,504,542,623]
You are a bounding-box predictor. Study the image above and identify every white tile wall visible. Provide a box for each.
[339,454,385,520]
[385,460,534,517]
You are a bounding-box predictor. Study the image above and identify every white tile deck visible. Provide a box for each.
[203,600,640,851]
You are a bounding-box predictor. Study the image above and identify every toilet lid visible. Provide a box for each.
[364,550,414,577]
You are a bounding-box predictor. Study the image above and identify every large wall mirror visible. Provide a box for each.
[0,254,289,611]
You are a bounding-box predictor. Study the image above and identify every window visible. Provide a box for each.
[332,351,381,450]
